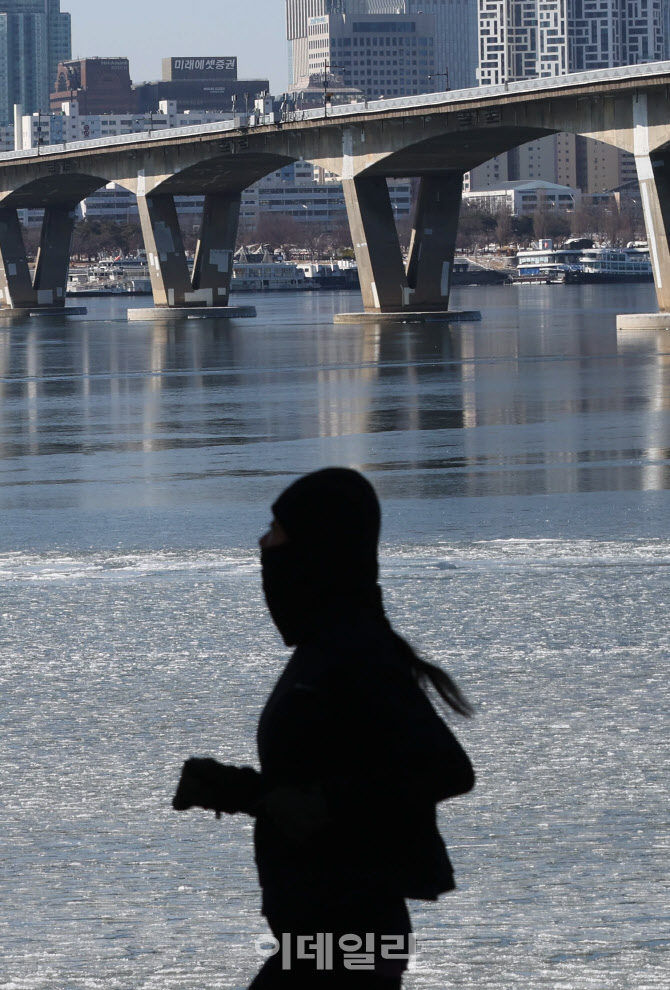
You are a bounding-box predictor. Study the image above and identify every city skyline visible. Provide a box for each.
[66,0,289,91]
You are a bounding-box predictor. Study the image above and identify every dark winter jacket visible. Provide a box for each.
[253,606,475,903]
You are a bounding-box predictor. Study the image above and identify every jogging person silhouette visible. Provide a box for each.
[173,467,475,987]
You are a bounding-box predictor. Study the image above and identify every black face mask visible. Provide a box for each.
[261,543,386,647]
[261,544,319,646]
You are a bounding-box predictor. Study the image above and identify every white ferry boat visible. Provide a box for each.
[574,246,653,282]
[67,260,312,295]
[67,270,149,295]
[515,239,653,284]
[230,261,314,292]
[295,260,359,289]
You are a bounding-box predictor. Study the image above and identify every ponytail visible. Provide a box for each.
[392,631,474,718]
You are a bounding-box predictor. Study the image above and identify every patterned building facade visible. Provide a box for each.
[478,0,668,86]
[473,0,669,193]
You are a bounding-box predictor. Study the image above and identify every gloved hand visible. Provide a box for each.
[172,757,262,818]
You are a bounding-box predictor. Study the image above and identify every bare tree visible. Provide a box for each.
[570,202,596,238]
[250,212,303,251]
[495,205,513,248]
[532,192,551,241]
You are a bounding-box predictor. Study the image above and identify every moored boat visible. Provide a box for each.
[230,261,314,292]
[452,260,513,285]
[514,239,653,284]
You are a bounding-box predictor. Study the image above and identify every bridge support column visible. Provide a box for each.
[32,205,76,308]
[139,192,242,308]
[342,176,407,311]
[191,193,240,306]
[0,207,38,308]
[138,194,193,307]
[406,174,462,309]
[636,153,670,312]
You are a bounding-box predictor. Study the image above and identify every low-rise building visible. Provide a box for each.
[463,180,581,214]
[50,58,137,114]
[133,56,268,113]
[20,99,234,148]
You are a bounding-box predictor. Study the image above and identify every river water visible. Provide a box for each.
[1,284,668,989]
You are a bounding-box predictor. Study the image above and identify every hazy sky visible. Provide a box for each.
[66,1,289,92]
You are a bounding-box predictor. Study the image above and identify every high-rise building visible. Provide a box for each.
[304,10,436,98]
[474,0,669,192]
[286,1,478,91]
[478,0,667,87]
[477,0,567,87]
[404,0,478,89]
[0,1,71,123]
[286,0,343,88]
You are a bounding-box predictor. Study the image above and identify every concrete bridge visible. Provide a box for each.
[1,59,670,320]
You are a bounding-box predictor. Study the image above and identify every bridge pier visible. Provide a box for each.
[138,192,242,308]
[191,193,240,306]
[138,194,193,307]
[342,175,408,311]
[637,153,670,311]
[338,172,479,324]
[0,207,38,308]
[33,205,76,308]
[618,152,670,330]
[406,174,463,309]
[0,204,75,310]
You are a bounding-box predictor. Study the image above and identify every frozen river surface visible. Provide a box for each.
[0,286,668,988]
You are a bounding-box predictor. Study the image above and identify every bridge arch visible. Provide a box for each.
[0,170,116,310]
[0,171,110,210]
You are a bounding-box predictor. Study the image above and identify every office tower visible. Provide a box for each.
[303,9,436,98]
[287,0,479,90]
[0,0,71,123]
[404,0,479,89]
[287,1,346,87]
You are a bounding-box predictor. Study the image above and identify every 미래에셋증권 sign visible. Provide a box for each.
[165,58,238,80]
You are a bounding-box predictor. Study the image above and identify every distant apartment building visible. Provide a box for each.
[478,0,667,87]
[0,0,71,122]
[463,179,581,214]
[75,161,411,232]
[472,0,669,194]
[477,0,567,87]
[239,163,411,230]
[20,99,234,147]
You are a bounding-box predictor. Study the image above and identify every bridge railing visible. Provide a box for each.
[1,59,669,165]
